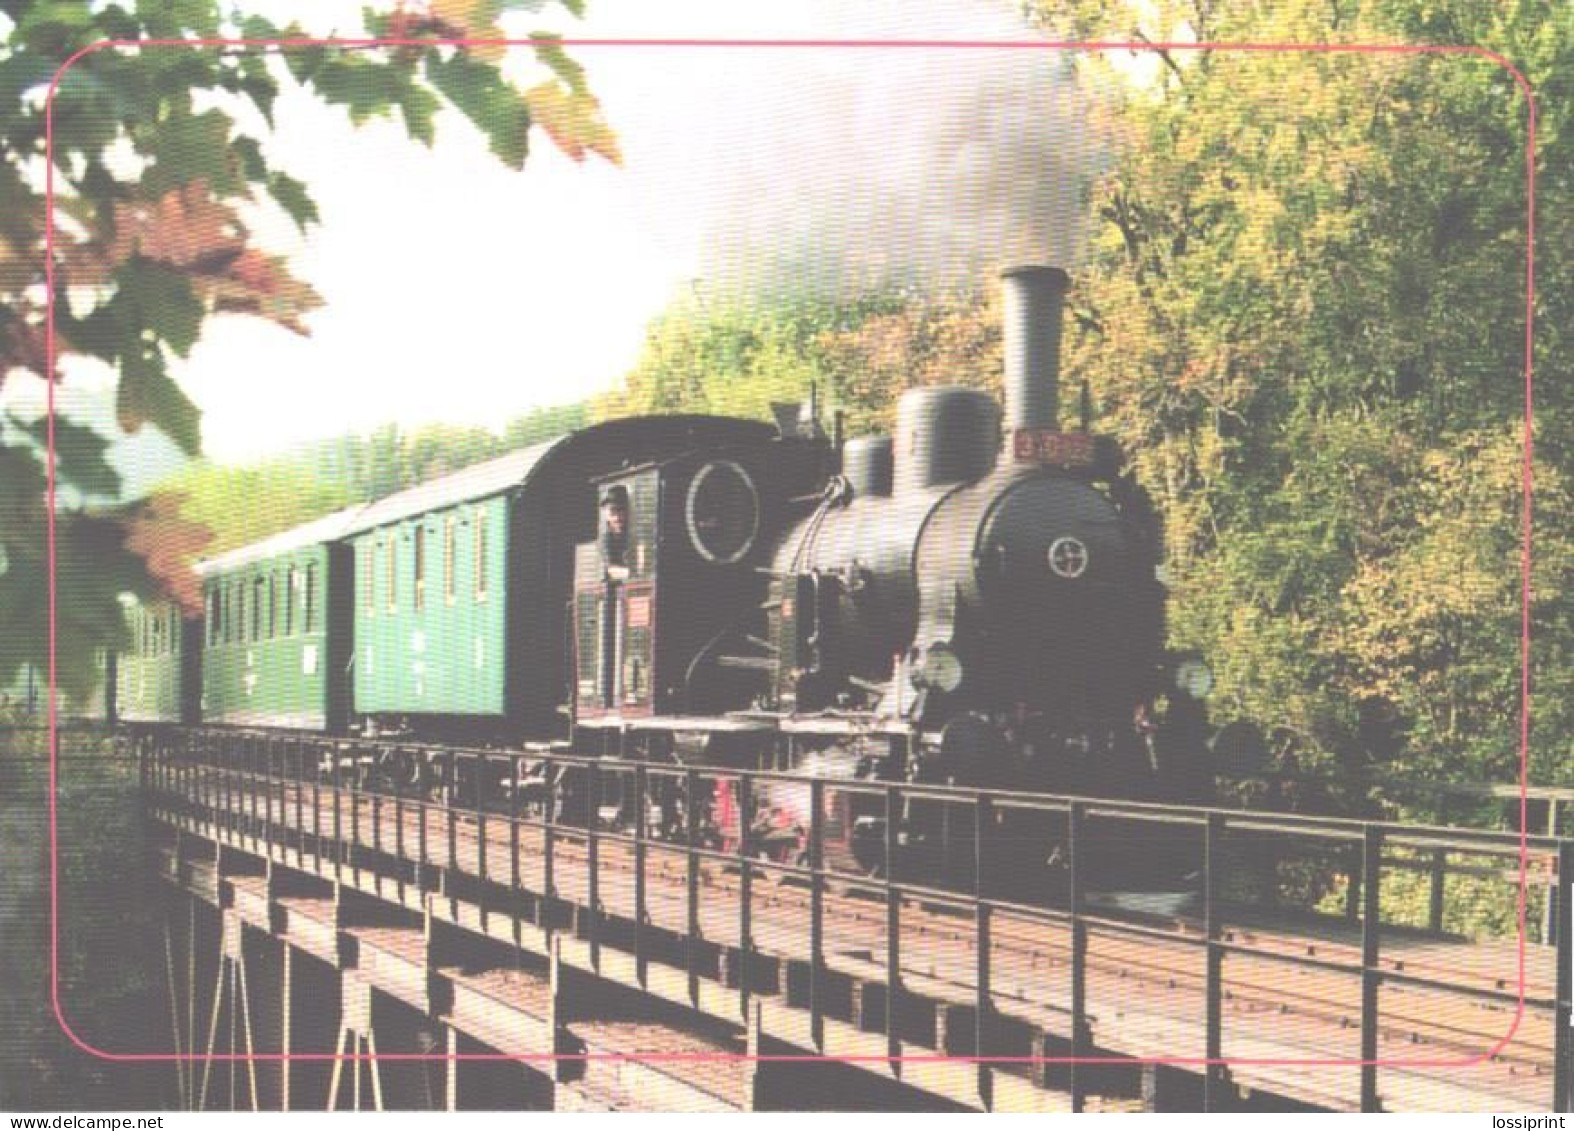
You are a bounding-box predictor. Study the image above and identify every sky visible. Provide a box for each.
[7,0,1135,490]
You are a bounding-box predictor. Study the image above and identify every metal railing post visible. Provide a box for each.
[738,775,755,1021]
[976,794,995,1105]
[686,768,701,1005]
[1554,840,1572,1112]
[541,761,556,928]
[1428,847,1446,933]
[445,750,458,887]
[370,751,383,896]
[1547,802,1563,945]
[1360,826,1383,1112]
[475,753,488,890]
[1345,841,1362,923]
[332,750,343,881]
[350,746,362,887]
[1069,801,1087,1113]
[509,757,522,903]
[587,759,602,973]
[393,748,406,902]
[634,762,648,986]
[1204,812,1224,1111]
[810,776,825,1050]
[417,751,430,892]
[886,783,902,1064]
[294,740,304,859]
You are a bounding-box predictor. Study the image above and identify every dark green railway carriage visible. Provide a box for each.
[196,508,361,730]
[116,597,198,723]
[347,416,773,738]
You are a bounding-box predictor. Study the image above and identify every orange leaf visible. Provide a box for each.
[121,491,213,615]
[200,249,323,336]
[109,181,245,270]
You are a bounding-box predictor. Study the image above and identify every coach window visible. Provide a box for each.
[170,608,179,653]
[267,572,277,639]
[238,584,248,644]
[364,545,376,617]
[284,567,297,636]
[474,512,488,600]
[252,576,264,641]
[208,589,220,646]
[414,524,426,612]
[444,516,456,604]
[305,563,318,634]
[387,536,398,612]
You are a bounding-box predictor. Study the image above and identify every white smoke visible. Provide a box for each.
[590,0,1108,304]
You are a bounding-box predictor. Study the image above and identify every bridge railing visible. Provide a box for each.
[129,725,1571,1113]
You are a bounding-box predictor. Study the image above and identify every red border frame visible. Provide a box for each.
[43,35,1538,1082]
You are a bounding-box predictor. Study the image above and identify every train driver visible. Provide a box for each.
[599,485,631,580]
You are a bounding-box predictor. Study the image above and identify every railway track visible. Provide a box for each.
[135,749,1562,1112]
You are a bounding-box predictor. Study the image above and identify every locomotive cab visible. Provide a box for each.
[572,440,827,723]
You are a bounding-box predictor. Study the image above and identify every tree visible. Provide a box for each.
[1039,0,1569,788]
[598,286,1002,438]
[0,0,618,697]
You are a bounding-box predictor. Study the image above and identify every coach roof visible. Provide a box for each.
[341,437,563,538]
[195,503,369,577]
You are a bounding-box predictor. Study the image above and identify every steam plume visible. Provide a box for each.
[602,0,1108,304]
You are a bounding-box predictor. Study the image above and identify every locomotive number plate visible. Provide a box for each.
[1012,429,1096,467]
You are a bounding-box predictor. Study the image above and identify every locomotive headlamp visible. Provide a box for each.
[919,642,965,694]
[1173,656,1215,700]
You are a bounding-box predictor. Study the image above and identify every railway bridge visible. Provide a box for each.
[102,726,1574,1112]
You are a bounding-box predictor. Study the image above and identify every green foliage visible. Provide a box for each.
[600,0,1571,804]
[155,457,356,557]
[1044,0,1572,795]
[0,0,613,697]
[597,288,997,437]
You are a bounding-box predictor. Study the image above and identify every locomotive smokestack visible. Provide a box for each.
[1001,265,1070,436]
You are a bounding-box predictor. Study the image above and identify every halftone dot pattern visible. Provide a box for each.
[30,22,1540,1113]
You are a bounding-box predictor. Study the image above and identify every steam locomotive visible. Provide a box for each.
[114,265,1214,876]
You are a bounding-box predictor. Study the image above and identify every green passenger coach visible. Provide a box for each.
[348,445,555,734]
[107,416,774,740]
[116,596,197,723]
[196,509,360,730]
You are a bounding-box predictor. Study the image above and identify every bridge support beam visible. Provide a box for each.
[243,923,288,1110]
[1143,1064,1206,1112]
